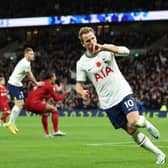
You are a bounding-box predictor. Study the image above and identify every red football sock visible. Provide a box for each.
[41,114,49,135]
[51,111,59,132]
[1,113,9,123]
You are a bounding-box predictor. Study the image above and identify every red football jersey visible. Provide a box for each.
[0,85,10,112]
[26,80,67,102]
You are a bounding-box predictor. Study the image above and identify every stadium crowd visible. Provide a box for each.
[0,0,168,18]
[0,29,167,111]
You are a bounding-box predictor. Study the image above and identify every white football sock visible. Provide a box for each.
[8,105,21,124]
[134,116,160,139]
[132,130,163,155]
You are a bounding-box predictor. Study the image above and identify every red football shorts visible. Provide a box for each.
[25,99,46,114]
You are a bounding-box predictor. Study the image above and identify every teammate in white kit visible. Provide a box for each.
[5,47,41,134]
[76,26,166,164]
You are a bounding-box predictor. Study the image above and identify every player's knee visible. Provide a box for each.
[14,99,24,108]
[134,115,146,128]
[128,117,139,127]
[49,106,57,112]
[127,111,140,127]
[45,103,57,112]
[2,109,10,115]
[4,110,10,115]
[51,108,57,112]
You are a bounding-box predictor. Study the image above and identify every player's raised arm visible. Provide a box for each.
[52,87,71,102]
[101,44,130,56]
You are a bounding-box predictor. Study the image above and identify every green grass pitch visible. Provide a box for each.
[0,116,167,168]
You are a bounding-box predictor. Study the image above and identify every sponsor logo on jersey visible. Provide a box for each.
[95,66,113,82]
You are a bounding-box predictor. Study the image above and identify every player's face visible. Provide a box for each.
[81,32,97,50]
[51,73,57,83]
[0,77,5,85]
[26,51,35,61]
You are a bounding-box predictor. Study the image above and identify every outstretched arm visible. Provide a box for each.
[102,44,130,56]
[54,88,71,102]
[92,43,130,56]
[27,71,42,86]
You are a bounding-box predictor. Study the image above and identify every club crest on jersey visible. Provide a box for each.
[95,66,113,82]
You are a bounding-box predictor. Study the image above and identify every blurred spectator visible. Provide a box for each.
[0,28,168,110]
[0,0,168,18]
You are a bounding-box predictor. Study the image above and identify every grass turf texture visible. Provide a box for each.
[0,116,167,168]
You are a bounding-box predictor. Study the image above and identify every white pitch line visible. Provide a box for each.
[87,141,134,146]
[86,139,168,147]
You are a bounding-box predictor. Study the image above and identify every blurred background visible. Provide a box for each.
[0,0,168,113]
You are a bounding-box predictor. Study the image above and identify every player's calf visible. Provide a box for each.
[132,130,166,164]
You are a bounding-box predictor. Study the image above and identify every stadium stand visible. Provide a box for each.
[0,0,167,111]
[0,0,168,18]
[0,28,167,111]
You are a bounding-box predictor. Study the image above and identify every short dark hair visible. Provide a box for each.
[24,47,33,54]
[0,72,4,78]
[41,70,55,80]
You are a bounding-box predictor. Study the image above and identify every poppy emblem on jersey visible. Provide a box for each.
[96,61,101,67]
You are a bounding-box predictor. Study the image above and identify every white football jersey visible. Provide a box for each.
[76,51,133,109]
[8,57,31,87]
